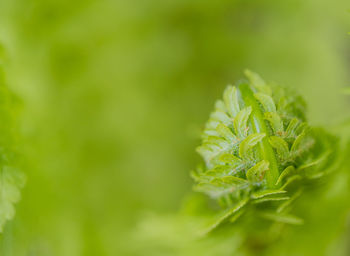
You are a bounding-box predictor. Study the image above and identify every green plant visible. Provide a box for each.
[192,70,338,234]
[131,71,348,256]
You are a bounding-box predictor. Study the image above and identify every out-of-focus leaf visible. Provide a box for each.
[251,189,286,199]
[0,166,25,231]
[253,196,290,204]
[260,212,304,225]
[291,130,307,152]
[201,197,249,235]
[281,175,302,189]
[276,166,295,186]
[244,70,271,95]
[277,189,303,213]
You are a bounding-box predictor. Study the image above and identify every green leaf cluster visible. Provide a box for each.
[192,71,338,232]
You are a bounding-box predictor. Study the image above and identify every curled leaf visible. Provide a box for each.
[275,166,295,186]
[251,189,286,199]
[244,69,272,95]
[269,136,289,160]
[285,118,299,138]
[234,107,252,139]
[223,86,240,118]
[246,160,270,183]
[239,133,266,159]
[254,92,276,112]
[218,154,242,165]
[264,112,283,134]
[216,124,237,143]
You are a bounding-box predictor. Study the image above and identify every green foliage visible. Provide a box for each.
[0,69,24,233]
[193,71,339,233]
[130,71,349,256]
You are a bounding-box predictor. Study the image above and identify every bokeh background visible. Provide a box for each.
[0,0,349,255]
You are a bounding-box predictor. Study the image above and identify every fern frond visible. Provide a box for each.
[193,70,338,232]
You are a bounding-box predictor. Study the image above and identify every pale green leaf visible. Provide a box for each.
[277,189,303,213]
[297,150,331,171]
[269,136,289,160]
[218,154,242,165]
[246,160,269,183]
[281,175,302,189]
[264,112,283,134]
[223,86,240,117]
[253,196,290,204]
[214,100,226,112]
[251,189,286,199]
[202,197,249,235]
[291,130,306,152]
[210,111,231,126]
[275,166,295,186]
[260,212,304,225]
[229,209,245,223]
[239,133,266,159]
[277,96,287,111]
[285,118,299,138]
[211,176,248,186]
[244,70,272,95]
[216,124,237,143]
[234,107,252,139]
[254,92,276,112]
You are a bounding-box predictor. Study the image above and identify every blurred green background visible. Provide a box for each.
[0,0,349,255]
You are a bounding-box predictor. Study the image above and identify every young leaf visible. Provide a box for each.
[251,189,286,199]
[281,175,302,189]
[201,197,249,235]
[211,176,248,187]
[223,86,240,118]
[297,151,331,171]
[216,124,237,143]
[285,118,299,138]
[264,112,283,134]
[229,209,245,223]
[260,212,304,225]
[239,133,266,159]
[246,160,270,183]
[218,154,242,165]
[244,70,272,95]
[214,100,226,112]
[275,166,295,186]
[254,92,276,112]
[253,196,290,204]
[210,111,231,127]
[277,189,303,213]
[277,96,287,111]
[291,130,306,152]
[234,107,252,139]
[269,136,289,160]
